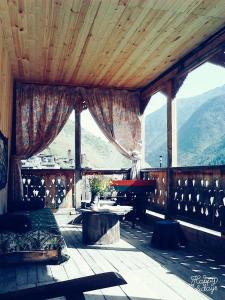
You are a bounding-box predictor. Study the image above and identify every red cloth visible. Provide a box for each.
[111,180,155,187]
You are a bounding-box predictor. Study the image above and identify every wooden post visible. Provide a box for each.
[166,79,178,217]
[165,75,187,217]
[75,111,82,209]
[166,82,177,168]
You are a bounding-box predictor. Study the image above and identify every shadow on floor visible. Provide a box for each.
[61,218,225,300]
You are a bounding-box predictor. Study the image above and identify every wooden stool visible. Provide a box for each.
[151,220,186,250]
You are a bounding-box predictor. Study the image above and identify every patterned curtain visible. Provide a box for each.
[78,88,142,178]
[10,83,78,202]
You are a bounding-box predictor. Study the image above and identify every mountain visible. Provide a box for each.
[49,119,131,169]
[198,135,225,165]
[144,85,225,167]
[178,95,225,165]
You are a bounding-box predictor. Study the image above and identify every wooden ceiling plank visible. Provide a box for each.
[141,26,225,100]
[147,0,202,13]
[87,0,158,86]
[41,0,54,80]
[24,0,36,80]
[112,12,225,88]
[62,0,102,83]
[0,1,19,76]
[53,0,78,82]
[105,1,225,87]
[35,1,45,80]
[1,0,225,88]
[48,1,71,82]
[27,1,37,80]
[72,0,124,84]
[191,0,225,17]
[100,9,189,86]
[18,0,31,79]
[115,20,202,86]
[7,0,26,77]
[56,0,85,82]
[96,1,202,86]
[43,0,63,81]
[68,0,103,84]
[129,16,225,88]
[58,0,93,82]
[1,0,19,76]
[37,0,48,81]
[89,0,154,86]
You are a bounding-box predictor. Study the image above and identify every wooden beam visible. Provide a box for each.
[141,25,225,102]
[208,50,225,68]
[16,79,135,91]
[0,272,126,300]
[75,110,82,209]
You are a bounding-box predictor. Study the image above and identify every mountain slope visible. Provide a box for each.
[49,119,130,169]
[199,135,225,165]
[178,95,225,166]
[144,85,225,167]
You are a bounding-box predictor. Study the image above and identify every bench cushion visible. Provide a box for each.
[0,208,65,257]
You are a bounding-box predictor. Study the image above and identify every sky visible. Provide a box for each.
[71,62,225,138]
[144,62,225,115]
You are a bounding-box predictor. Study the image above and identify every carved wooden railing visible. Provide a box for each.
[171,166,225,230]
[21,169,129,209]
[21,166,225,231]
[21,169,75,209]
[141,166,225,231]
[141,168,168,213]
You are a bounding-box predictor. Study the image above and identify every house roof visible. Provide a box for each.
[1,0,225,89]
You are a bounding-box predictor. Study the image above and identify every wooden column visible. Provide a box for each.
[165,75,187,216]
[166,81,175,217]
[75,111,82,209]
[166,81,177,168]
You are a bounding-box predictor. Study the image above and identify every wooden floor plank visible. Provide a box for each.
[1,213,225,300]
[120,223,224,299]
[49,264,69,282]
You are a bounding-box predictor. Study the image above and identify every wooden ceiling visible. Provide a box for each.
[0,0,225,89]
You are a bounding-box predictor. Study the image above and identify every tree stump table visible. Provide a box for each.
[81,210,121,245]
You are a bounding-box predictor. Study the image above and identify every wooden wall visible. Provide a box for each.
[0,22,13,214]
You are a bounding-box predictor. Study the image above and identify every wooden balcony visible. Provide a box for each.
[1,212,224,300]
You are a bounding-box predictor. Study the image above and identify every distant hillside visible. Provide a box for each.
[198,134,225,165]
[178,95,225,165]
[49,119,130,169]
[145,85,225,167]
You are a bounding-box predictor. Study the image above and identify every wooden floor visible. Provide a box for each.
[1,212,225,300]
